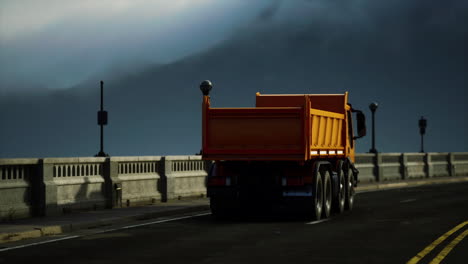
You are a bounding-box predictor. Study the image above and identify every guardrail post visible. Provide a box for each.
[424,153,433,178]
[375,153,383,182]
[39,159,58,216]
[448,153,455,176]
[400,153,408,180]
[103,158,119,208]
[164,157,180,201]
[160,157,169,202]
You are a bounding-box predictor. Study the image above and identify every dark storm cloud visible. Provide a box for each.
[0,1,266,93]
[256,0,282,22]
[1,0,467,158]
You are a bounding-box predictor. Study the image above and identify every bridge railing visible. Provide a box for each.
[42,157,107,215]
[453,153,468,176]
[355,152,468,183]
[163,156,208,200]
[0,153,467,220]
[0,158,39,220]
[110,156,162,207]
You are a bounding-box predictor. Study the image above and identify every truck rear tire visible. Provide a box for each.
[345,166,355,211]
[310,165,324,220]
[332,161,345,214]
[322,167,332,219]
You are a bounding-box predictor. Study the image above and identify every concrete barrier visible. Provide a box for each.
[42,157,107,216]
[0,159,39,220]
[163,156,208,201]
[354,152,468,183]
[0,153,467,220]
[354,154,376,183]
[379,153,403,181]
[0,155,209,219]
[428,153,450,177]
[406,153,426,179]
[110,156,162,207]
[453,152,468,176]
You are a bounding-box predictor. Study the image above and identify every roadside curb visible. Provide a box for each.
[357,176,468,193]
[0,204,210,244]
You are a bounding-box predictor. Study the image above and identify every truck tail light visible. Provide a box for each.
[207,162,231,186]
[207,176,232,186]
[282,176,304,186]
[287,177,303,186]
[208,177,226,186]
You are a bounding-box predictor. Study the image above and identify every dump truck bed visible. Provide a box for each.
[202,93,349,161]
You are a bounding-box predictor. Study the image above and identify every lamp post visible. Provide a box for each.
[419,116,427,153]
[369,102,378,153]
[95,80,109,157]
[200,80,212,96]
[199,80,212,156]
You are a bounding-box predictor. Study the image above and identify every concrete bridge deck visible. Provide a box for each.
[1,175,467,246]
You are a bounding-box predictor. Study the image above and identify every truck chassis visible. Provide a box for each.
[207,158,357,219]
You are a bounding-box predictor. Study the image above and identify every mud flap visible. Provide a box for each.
[346,158,359,187]
[350,163,359,187]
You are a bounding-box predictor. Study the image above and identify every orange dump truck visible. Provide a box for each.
[199,81,366,219]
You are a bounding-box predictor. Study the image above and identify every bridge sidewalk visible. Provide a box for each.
[0,198,210,244]
[1,176,467,245]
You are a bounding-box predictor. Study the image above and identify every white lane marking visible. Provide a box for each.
[0,236,80,252]
[93,212,211,234]
[306,219,330,225]
[0,212,211,252]
[400,199,417,203]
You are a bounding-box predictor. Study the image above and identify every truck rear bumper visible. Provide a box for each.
[208,185,314,200]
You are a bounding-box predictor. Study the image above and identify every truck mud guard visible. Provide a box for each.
[346,157,359,187]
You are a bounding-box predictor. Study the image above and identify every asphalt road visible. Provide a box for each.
[1,182,467,264]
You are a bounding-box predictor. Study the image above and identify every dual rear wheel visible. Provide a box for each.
[311,163,332,220]
[344,165,355,210]
[333,161,346,214]
[311,161,355,220]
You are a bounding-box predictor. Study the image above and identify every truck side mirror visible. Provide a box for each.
[354,111,366,139]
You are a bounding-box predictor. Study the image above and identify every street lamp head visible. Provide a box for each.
[200,80,212,96]
[419,116,427,127]
[369,102,378,112]
[419,116,427,135]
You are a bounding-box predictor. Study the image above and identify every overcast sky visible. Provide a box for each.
[0,0,270,92]
[3,0,465,93]
[0,0,467,158]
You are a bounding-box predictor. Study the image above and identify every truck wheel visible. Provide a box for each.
[311,167,324,220]
[345,167,355,211]
[322,168,332,219]
[332,162,345,214]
